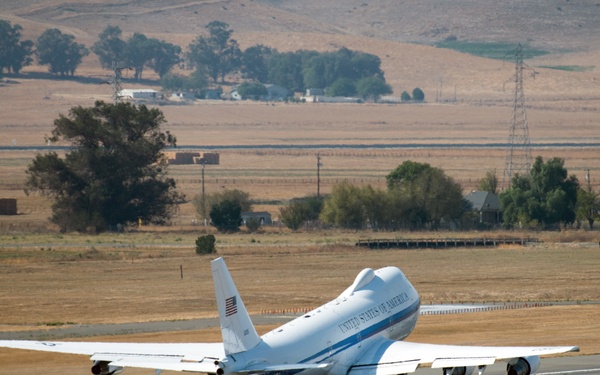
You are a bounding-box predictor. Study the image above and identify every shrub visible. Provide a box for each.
[412,87,425,101]
[195,234,216,255]
[245,217,261,233]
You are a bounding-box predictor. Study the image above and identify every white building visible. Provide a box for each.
[118,89,160,100]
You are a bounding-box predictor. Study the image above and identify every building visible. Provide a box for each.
[165,152,220,165]
[264,84,291,100]
[230,84,291,101]
[0,198,17,215]
[241,211,272,226]
[118,89,160,100]
[170,92,195,101]
[464,191,500,225]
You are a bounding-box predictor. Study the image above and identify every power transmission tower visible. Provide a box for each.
[100,61,130,103]
[502,44,534,188]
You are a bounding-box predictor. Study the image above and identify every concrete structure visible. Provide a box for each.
[464,191,500,224]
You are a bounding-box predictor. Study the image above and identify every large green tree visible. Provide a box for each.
[24,101,181,232]
[210,199,243,232]
[194,189,251,223]
[0,20,33,74]
[241,44,274,82]
[386,161,466,229]
[500,156,579,228]
[91,25,127,69]
[36,28,88,76]
[125,32,153,80]
[320,181,367,229]
[575,188,599,229]
[356,76,392,101]
[386,160,433,189]
[279,195,323,230]
[187,21,241,83]
[147,38,182,78]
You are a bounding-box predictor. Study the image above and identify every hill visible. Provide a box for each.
[1,0,599,102]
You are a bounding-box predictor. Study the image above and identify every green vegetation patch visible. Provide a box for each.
[434,40,548,60]
[538,65,594,72]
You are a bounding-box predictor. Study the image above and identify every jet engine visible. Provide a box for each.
[91,360,124,375]
[443,366,476,375]
[506,356,540,375]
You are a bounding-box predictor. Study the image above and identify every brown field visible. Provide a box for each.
[0,243,599,374]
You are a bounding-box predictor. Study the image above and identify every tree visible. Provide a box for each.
[477,169,499,194]
[24,101,181,232]
[386,160,432,190]
[359,185,389,230]
[0,20,33,74]
[320,181,366,229]
[242,44,274,82]
[36,28,89,76]
[575,188,599,229]
[350,51,384,80]
[386,161,466,229]
[195,234,216,254]
[194,189,251,222]
[91,26,127,69]
[187,21,241,83]
[327,77,357,97]
[400,91,411,102]
[210,199,243,232]
[406,168,465,228]
[236,82,267,100]
[412,87,425,101]
[500,156,579,228]
[279,196,323,230]
[356,76,392,102]
[125,33,153,80]
[147,38,182,78]
[267,51,305,92]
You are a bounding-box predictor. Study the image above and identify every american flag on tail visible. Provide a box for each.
[225,296,238,316]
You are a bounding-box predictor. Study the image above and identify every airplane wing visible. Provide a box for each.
[348,338,579,375]
[0,340,224,373]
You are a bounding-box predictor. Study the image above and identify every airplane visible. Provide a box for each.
[0,257,578,375]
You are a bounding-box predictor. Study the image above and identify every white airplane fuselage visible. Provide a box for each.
[223,266,421,375]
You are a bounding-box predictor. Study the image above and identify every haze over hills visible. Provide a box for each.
[1,0,599,103]
[4,0,600,51]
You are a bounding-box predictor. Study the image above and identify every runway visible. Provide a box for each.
[1,313,598,375]
[416,356,600,375]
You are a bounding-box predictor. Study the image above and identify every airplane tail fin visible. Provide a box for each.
[211,257,261,355]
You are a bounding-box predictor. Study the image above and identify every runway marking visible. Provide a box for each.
[539,369,600,375]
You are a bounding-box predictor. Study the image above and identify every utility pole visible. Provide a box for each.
[502,44,534,188]
[201,159,207,225]
[585,169,591,192]
[316,153,322,199]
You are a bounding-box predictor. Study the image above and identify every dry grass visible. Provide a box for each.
[1,244,598,325]
[0,244,598,374]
